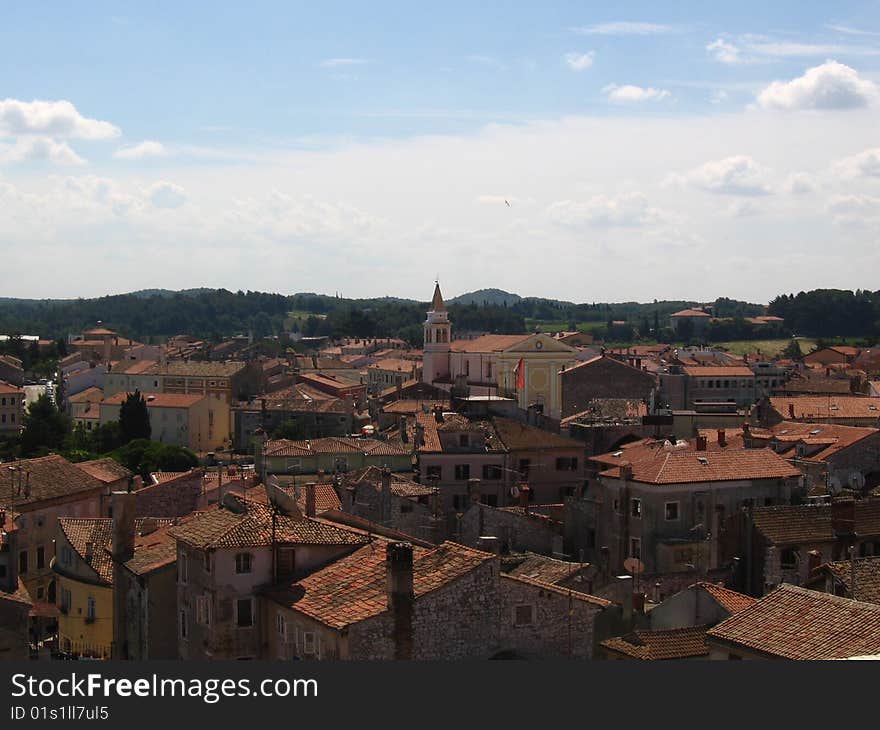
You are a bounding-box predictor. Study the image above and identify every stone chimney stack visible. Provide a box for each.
[717,429,726,448]
[111,490,136,660]
[518,485,530,512]
[619,575,634,628]
[387,542,414,660]
[305,482,317,518]
[696,434,708,451]
[380,467,392,526]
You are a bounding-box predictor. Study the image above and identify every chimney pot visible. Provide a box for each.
[518,485,530,511]
[305,482,317,518]
[717,429,726,447]
[696,435,708,451]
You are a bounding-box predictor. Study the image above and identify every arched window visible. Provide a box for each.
[425,328,432,344]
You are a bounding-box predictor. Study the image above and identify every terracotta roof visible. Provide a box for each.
[381,399,450,415]
[66,386,104,403]
[708,584,880,659]
[0,381,23,395]
[506,553,589,585]
[58,517,175,583]
[450,334,530,353]
[343,465,435,498]
[161,361,246,377]
[601,626,709,660]
[817,557,880,605]
[295,483,343,514]
[769,396,880,420]
[768,421,879,462]
[168,494,368,549]
[671,309,711,318]
[682,366,755,377]
[777,377,853,395]
[599,447,801,485]
[102,392,206,408]
[368,358,419,373]
[266,540,494,629]
[263,436,408,458]
[751,499,880,544]
[697,582,757,614]
[491,417,585,451]
[0,454,105,510]
[84,328,117,336]
[501,572,610,607]
[111,359,158,375]
[73,460,129,486]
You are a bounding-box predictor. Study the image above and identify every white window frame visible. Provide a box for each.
[235,552,253,575]
[631,498,642,518]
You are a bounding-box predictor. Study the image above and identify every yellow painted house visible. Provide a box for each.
[53,519,115,658]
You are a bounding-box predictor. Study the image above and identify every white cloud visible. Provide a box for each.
[475,195,535,206]
[783,172,817,195]
[744,38,880,58]
[667,155,773,196]
[115,140,170,160]
[602,84,671,103]
[0,98,119,139]
[834,147,880,179]
[572,22,677,36]
[147,181,187,209]
[825,24,880,37]
[564,51,595,71]
[547,192,669,228]
[827,193,880,224]
[757,60,879,110]
[710,90,729,104]
[706,38,743,65]
[0,136,85,166]
[319,58,368,68]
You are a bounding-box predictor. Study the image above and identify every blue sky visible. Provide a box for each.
[1,2,879,302]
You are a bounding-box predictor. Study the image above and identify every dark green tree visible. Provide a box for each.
[119,390,151,443]
[20,393,71,456]
[272,419,306,441]
[782,339,804,360]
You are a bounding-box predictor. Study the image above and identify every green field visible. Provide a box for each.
[713,338,817,357]
[284,310,327,330]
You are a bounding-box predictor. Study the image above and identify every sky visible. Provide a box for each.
[1,1,879,304]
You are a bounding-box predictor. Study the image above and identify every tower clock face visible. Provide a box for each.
[535,341,543,350]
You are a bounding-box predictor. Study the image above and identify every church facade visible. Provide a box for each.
[421,283,578,421]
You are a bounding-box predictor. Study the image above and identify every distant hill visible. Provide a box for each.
[447,289,523,307]
[128,288,216,299]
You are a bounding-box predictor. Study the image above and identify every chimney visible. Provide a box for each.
[433,404,444,423]
[620,463,633,481]
[380,468,392,526]
[619,574,634,627]
[696,434,708,451]
[111,491,136,562]
[717,429,726,447]
[304,482,317,518]
[788,403,795,419]
[468,478,482,505]
[518,485,530,512]
[85,542,94,562]
[111,489,136,660]
[414,422,425,448]
[807,549,822,576]
[477,536,500,554]
[742,421,751,444]
[386,542,414,660]
[399,416,408,443]
[831,498,856,540]
[632,591,646,613]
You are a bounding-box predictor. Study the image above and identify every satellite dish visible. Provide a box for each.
[623,557,645,575]
[266,478,301,517]
[510,485,520,498]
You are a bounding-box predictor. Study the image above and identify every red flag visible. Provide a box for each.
[515,357,524,389]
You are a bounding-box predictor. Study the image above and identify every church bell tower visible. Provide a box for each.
[422,282,451,385]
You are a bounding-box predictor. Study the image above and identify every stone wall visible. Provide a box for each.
[460,504,562,555]
[561,358,655,419]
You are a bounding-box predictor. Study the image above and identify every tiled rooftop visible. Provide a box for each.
[601,625,709,660]
[0,454,105,510]
[751,499,880,544]
[707,584,880,659]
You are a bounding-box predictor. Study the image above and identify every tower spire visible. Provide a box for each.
[431,281,446,312]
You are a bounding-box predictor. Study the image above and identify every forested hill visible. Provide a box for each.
[0,287,875,346]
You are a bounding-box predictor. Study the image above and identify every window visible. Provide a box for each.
[664,502,679,521]
[400,501,413,513]
[464,360,470,376]
[631,498,642,518]
[453,494,468,510]
[236,598,255,628]
[18,550,27,575]
[204,552,213,573]
[612,498,621,513]
[556,457,579,471]
[235,552,253,574]
[302,631,319,657]
[179,609,188,640]
[780,548,798,569]
[513,604,535,626]
[454,464,470,481]
[36,545,45,570]
[36,585,45,600]
[178,551,188,584]
[459,434,469,447]
[275,613,287,639]
[60,588,71,613]
[426,465,442,481]
[629,538,641,560]
[196,594,212,626]
[86,596,96,622]
[519,459,531,476]
[482,464,502,480]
